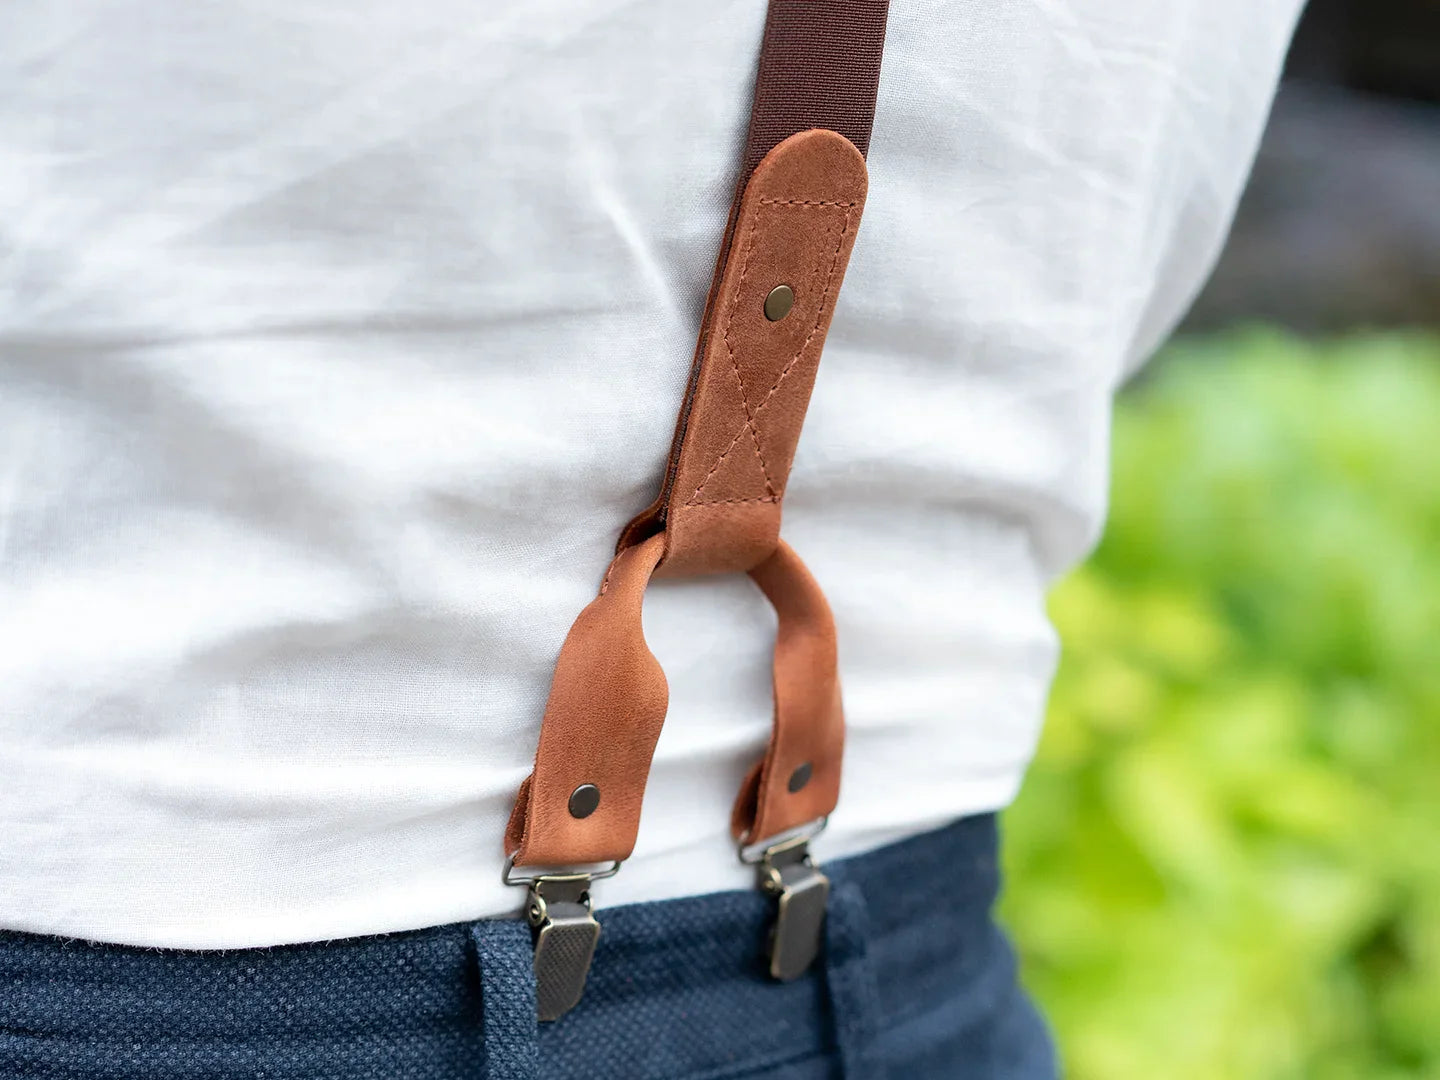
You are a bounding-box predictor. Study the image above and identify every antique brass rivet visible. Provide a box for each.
[568,783,601,819]
[764,284,795,322]
[787,762,812,793]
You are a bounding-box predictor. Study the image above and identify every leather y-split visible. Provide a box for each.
[503,0,889,1020]
[505,130,866,869]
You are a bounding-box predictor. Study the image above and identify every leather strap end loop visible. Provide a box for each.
[506,533,668,867]
[732,540,844,846]
[649,129,869,578]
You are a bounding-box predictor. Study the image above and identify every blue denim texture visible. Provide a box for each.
[0,815,1056,1079]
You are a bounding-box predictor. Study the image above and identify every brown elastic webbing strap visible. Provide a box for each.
[509,2,889,870]
[740,0,890,182]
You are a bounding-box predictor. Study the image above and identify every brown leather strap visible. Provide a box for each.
[621,0,890,552]
[731,540,843,844]
[503,532,843,864]
[508,2,889,869]
[654,129,867,577]
[505,535,667,865]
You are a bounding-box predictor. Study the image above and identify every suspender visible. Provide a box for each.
[505,0,890,1021]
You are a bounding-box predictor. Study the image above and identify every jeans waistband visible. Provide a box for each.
[1,814,1041,1080]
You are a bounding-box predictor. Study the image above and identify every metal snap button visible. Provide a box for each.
[764,284,795,322]
[787,762,812,793]
[568,783,601,819]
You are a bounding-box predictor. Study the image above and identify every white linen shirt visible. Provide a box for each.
[0,0,1301,947]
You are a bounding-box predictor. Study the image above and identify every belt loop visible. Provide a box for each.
[823,879,887,1080]
[470,920,539,1080]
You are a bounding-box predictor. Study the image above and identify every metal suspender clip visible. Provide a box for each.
[503,857,620,1021]
[741,819,830,981]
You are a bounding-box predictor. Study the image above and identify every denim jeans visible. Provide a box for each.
[0,814,1056,1079]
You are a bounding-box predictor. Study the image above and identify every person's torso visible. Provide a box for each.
[0,0,1300,946]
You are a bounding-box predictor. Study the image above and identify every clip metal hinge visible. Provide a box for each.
[754,833,830,981]
[505,858,619,1023]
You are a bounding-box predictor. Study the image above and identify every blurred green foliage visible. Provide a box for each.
[1002,330,1440,1080]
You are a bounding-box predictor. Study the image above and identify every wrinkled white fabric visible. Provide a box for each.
[0,0,1301,948]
